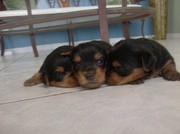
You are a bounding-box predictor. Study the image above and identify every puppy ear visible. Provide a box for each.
[61,51,71,56]
[141,51,157,72]
[44,74,50,87]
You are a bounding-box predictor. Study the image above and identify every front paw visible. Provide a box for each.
[163,71,180,81]
[129,78,145,85]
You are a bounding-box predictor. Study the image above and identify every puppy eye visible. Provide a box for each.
[73,62,81,70]
[54,72,64,81]
[96,58,105,67]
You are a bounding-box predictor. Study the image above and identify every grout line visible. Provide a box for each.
[0,53,26,72]
[0,89,84,106]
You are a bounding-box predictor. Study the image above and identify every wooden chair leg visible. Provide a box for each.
[141,18,145,38]
[67,30,71,46]
[123,21,130,39]
[69,29,75,46]
[0,35,5,56]
[98,0,109,43]
[29,33,39,57]
[67,29,74,46]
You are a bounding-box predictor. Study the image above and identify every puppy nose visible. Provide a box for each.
[84,70,95,80]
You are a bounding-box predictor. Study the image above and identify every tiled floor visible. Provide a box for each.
[1,39,180,134]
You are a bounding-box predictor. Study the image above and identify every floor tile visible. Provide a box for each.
[1,39,180,134]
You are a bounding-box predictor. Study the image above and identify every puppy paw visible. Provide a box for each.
[24,79,41,86]
[129,78,145,85]
[24,72,41,86]
[163,71,180,81]
[161,62,180,81]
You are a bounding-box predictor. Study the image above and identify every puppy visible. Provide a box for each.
[107,38,180,85]
[64,41,112,89]
[24,45,78,88]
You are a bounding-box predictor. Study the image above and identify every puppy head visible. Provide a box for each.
[70,41,112,89]
[107,39,155,85]
[41,47,78,88]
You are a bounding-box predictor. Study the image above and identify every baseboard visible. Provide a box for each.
[167,33,180,39]
[4,34,180,55]
[4,35,153,55]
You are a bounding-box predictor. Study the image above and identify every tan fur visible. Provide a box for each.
[76,67,106,89]
[161,61,180,80]
[61,51,71,56]
[94,52,103,60]
[107,68,146,85]
[149,60,174,79]
[55,66,64,72]
[112,61,122,68]
[24,72,41,86]
[73,55,81,63]
[44,75,50,86]
[49,74,79,87]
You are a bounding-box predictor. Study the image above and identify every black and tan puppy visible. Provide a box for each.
[65,41,112,89]
[24,45,78,88]
[107,38,180,85]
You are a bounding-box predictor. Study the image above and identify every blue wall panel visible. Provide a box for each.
[3,0,153,49]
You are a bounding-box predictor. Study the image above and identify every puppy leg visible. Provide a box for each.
[128,77,145,85]
[161,63,180,81]
[24,72,42,86]
[107,68,146,85]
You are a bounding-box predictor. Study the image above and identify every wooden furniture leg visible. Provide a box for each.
[29,31,39,57]
[141,18,145,38]
[59,0,75,46]
[123,21,130,39]
[67,29,74,46]
[26,0,39,57]
[0,35,4,56]
[98,0,109,43]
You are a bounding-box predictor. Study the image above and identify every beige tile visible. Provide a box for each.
[1,39,180,134]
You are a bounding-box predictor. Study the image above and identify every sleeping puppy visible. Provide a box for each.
[64,41,112,89]
[24,45,78,88]
[107,38,180,85]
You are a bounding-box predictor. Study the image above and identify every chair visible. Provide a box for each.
[0,0,154,57]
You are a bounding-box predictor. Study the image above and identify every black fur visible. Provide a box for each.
[24,45,78,87]
[70,40,112,89]
[40,46,73,84]
[107,38,179,85]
